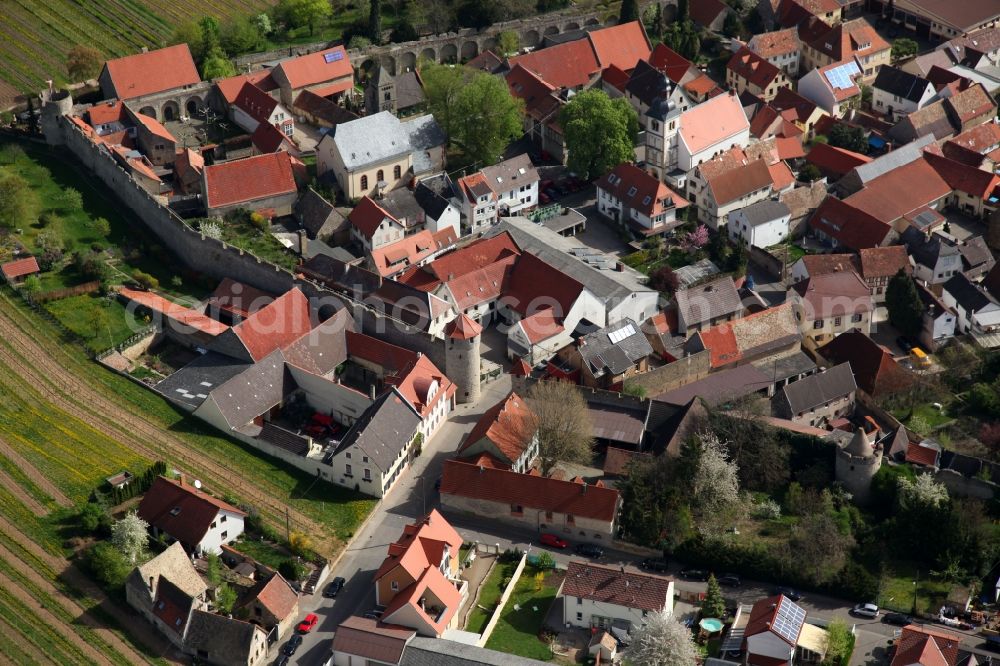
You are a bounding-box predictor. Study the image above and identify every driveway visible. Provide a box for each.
[285,374,513,665]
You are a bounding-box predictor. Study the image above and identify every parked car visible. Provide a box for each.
[896,336,915,353]
[851,603,880,619]
[540,533,569,549]
[323,577,345,598]
[883,612,913,626]
[640,558,669,573]
[575,543,604,558]
[281,635,303,656]
[274,655,290,666]
[679,569,709,581]
[297,613,319,633]
[363,608,384,620]
[717,574,741,587]
[771,587,802,601]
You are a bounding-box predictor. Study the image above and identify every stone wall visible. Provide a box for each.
[936,468,996,501]
[622,350,712,397]
[748,246,785,281]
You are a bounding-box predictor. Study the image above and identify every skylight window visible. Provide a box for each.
[627,186,637,197]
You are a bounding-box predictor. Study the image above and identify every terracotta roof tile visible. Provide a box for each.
[680,92,749,156]
[818,330,913,396]
[728,47,785,90]
[844,158,951,223]
[459,391,535,465]
[250,573,298,620]
[203,152,296,210]
[746,594,805,646]
[809,196,892,251]
[805,18,889,62]
[1,256,39,280]
[517,308,565,344]
[250,122,293,154]
[944,83,996,124]
[441,459,620,522]
[505,252,583,318]
[927,151,1000,199]
[905,441,942,469]
[505,64,562,123]
[137,476,246,548]
[648,44,695,84]
[748,28,801,58]
[690,0,730,27]
[858,246,910,279]
[369,227,458,277]
[134,112,176,142]
[331,616,414,664]
[806,142,871,179]
[87,100,126,126]
[597,163,688,217]
[792,270,872,319]
[120,287,229,336]
[601,64,630,93]
[231,288,313,361]
[890,624,959,666]
[374,509,462,582]
[707,158,773,206]
[445,313,482,340]
[103,44,200,99]
[508,39,601,90]
[275,46,352,90]
[348,196,399,239]
[603,447,651,476]
[587,21,651,71]
[562,562,672,613]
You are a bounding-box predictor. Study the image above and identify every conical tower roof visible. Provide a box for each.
[446,313,482,340]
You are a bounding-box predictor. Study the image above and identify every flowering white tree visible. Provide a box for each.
[691,432,742,534]
[628,609,698,666]
[111,511,149,564]
[897,473,948,509]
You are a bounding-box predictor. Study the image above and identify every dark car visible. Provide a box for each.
[640,558,669,573]
[896,336,915,353]
[324,576,346,598]
[274,656,290,666]
[281,635,303,656]
[717,574,741,587]
[883,613,913,626]
[680,569,709,581]
[575,543,604,558]
[771,587,802,601]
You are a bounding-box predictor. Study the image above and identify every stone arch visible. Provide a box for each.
[138,105,157,120]
[565,21,581,31]
[585,17,600,26]
[359,58,376,75]
[523,29,540,46]
[400,51,417,72]
[381,55,397,75]
[419,47,436,63]
[440,43,458,63]
[161,100,180,122]
[185,96,203,117]
[460,41,478,61]
[482,37,496,53]
[544,25,560,36]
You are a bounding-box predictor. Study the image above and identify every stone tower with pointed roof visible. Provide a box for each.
[835,424,883,505]
[365,65,396,116]
[445,314,482,404]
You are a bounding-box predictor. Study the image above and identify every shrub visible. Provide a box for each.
[131,270,160,290]
[288,531,315,558]
[170,276,182,288]
[37,248,62,271]
[536,551,555,570]
[84,542,131,590]
[37,211,61,227]
[278,558,307,581]
[249,212,268,230]
[78,501,108,534]
[751,497,782,520]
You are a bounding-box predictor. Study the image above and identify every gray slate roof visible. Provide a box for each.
[332,111,412,171]
[675,276,743,328]
[185,610,262,665]
[737,199,791,227]
[401,637,549,666]
[295,188,347,240]
[205,350,294,430]
[155,352,253,409]
[414,176,456,221]
[781,362,856,415]
[945,272,996,312]
[402,114,446,174]
[379,188,425,228]
[903,228,961,269]
[873,66,931,103]
[396,71,427,110]
[579,318,654,377]
[851,134,935,186]
[480,153,539,193]
[333,387,421,473]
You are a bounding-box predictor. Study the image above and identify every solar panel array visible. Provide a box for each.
[824,61,860,90]
[608,323,637,345]
[772,598,806,644]
[324,51,345,63]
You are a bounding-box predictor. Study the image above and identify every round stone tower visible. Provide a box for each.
[445,314,483,404]
[835,426,883,505]
[40,84,73,145]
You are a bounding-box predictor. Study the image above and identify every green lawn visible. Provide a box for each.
[892,403,954,434]
[229,535,293,570]
[466,560,515,634]
[484,566,559,661]
[879,564,954,615]
[44,295,136,353]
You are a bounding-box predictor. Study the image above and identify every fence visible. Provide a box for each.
[31,280,101,303]
[477,552,527,648]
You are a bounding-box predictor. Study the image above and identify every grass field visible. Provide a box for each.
[484,566,559,661]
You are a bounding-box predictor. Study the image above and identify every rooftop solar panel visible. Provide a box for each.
[772,597,806,645]
[324,51,345,63]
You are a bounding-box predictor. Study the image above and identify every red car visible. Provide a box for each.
[297,613,319,633]
[540,533,568,549]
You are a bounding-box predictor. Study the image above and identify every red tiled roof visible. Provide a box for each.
[601,64,630,93]
[562,562,673,613]
[87,100,126,126]
[253,574,298,620]
[505,64,562,123]
[845,158,951,224]
[697,324,741,368]
[505,252,583,318]
[119,287,229,336]
[798,253,856,278]
[749,28,801,58]
[858,246,910,279]
[925,151,1000,200]
[232,288,313,361]
[309,79,355,98]
[603,447,651,476]
[445,313,482,340]
[349,196,400,239]
[235,81,280,125]
[772,87,819,124]
[751,105,782,139]
[511,357,533,377]
[707,158,773,206]
[103,44,200,99]
[792,269,872,318]
[746,595,804,645]
[649,44,695,84]
[518,308,565,344]
[132,111,175,143]
[1,256,39,280]
[250,122,293,154]
[942,122,1000,165]
[806,18,889,62]
[369,228,458,278]
[768,160,795,191]
[809,196,892,251]
[890,625,959,666]
[728,47,784,90]
[275,46,352,90]
[806,142,871,178]
[818,330,913,396]
[382,565,462,636]
[137,476,246,548]
[346,329,418,376]
[684,74,723,98]
[375,509,463,582]
[441,459,620,522]
[680,92,750,156]
[587,21,651,72]
[207,278,273,319]
[216,71,278,104]
[390,354,455,418]
[459,391,535,465]
[597,162,688,218]
[445,259,516,311]
[775,135,806,160]
[203,152,297,210]
[509,39,601,90]
[905,441,941,468]
[426,233,521,283]
[468,451,508,468]
[944,83,996,125]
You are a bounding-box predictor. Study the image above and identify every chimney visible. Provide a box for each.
[298,229,308,256]
[148,576,155,591]
[581,482,587,494]
[478,465,485,473]
[178,473,186,486]
[141,46,148,53]
[45,80,53,93]
[369,384,376,400]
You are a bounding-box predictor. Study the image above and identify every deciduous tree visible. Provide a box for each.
[886,269,924,337]
[690,432,742,534]
[828,123,868,154]
[649,265,680,294]
[111,511,149,564]
[628,608,698,666]
[220,17,264,55]
[66,45,103,82]
[0,173,36,229]
[85,542,131,589]
[526,380,594,476]
[216,582,238,614]
[891,38,918,62]
[619,0,639,24]
[560,90,638,180]
[452,72,523,167]
[277,0,332,35]
[369,0,383,43]
[496,30,520,57]
[201,47,237,80]
[786,513,855,585]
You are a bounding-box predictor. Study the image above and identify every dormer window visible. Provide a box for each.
[169,507,181,516]
[627,186,637,197]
